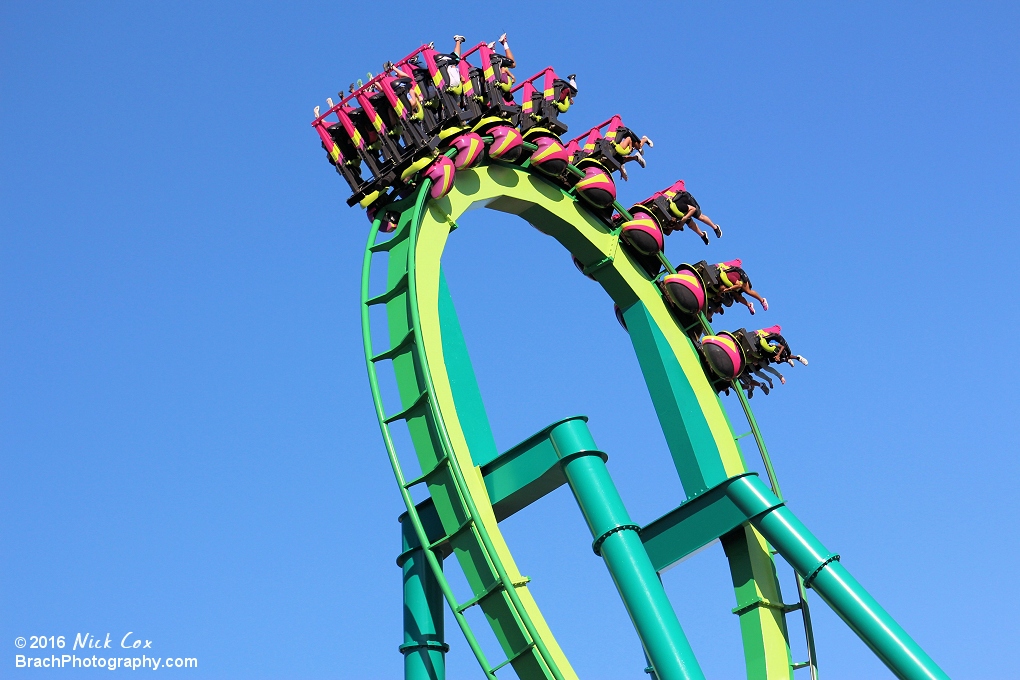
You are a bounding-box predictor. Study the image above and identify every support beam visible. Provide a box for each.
[479,417,584,520]
[640,472,778,572]
[547,419,707,680]
[725,475,950,680]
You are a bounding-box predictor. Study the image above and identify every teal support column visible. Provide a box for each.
[548,420,706,680]
[725,475,950,680]
[399,514,449,680]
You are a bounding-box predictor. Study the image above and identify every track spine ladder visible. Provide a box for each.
[362,177,566,680]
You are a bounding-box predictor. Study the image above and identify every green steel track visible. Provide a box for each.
[360,161,949,680]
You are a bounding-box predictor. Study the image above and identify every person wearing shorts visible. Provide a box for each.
[671,189,723,241]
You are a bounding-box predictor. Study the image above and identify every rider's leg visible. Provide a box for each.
[683,217,710,244]
[695,213,722,238]
[761,365,786,384]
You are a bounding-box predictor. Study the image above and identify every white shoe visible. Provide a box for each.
[313,105,321,117]
[635,153,646,168]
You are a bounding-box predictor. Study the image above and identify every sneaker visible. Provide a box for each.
[635,153,646,168]
[713,224,722,238]
[761,297,768,311]
[700,232,710,245]
[453,35,466,42]
[619,166,628,181]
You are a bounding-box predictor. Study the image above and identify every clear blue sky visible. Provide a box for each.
[2,2,1017,678]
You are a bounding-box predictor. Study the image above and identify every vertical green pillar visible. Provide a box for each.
[549,420,706,680]
[399,514,449,680]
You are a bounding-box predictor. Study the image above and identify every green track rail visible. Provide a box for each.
[363,178,572,680]
[360,156,948,680]
[360,157,810,679]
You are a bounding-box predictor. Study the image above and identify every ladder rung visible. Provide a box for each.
[403,455,449,488]
[365,273,408,306]
[735,431,753,440]
[369,223,410,252]
[428,516,475,551]
[489,642,538,673]
[791,661,811,670]
[456,580,505,613]
[383,390,429,423]
[371,329,415,362]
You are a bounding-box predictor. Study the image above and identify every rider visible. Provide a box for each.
[754,325,808,367]
[553,75,577,112]
[487,33,517,98]
[437,35,466,96]
[668,180,722,240]
[383,60,425,121]
[717,260,768,314]
[611,127,653,180]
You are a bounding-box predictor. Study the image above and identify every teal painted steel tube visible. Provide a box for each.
[725,476,949,680]
[549,421,706,680]
[400,517,448,680]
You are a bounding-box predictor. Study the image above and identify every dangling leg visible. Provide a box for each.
[683,216,710,245]
[733,292,756,315]
[695,213,722,238]
[747,376,768,395]
[739,375,754,398]
[742,286,768,311]
[761,365,786,384]
[752,369,774,390]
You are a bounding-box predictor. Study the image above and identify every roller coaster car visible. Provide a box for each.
[700,325,805,396]
[659,265,707,316]
[573,137,624,176]
[321,126,365,192]
[474,45,521,119]
[323,118,397,208]
[354,90,420,169]
[520,76,576,137]
[377,75,438,153]
[420,48,480,127]
[620,211,665,256]
[659,259,756,319]
[629,194,683,235]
